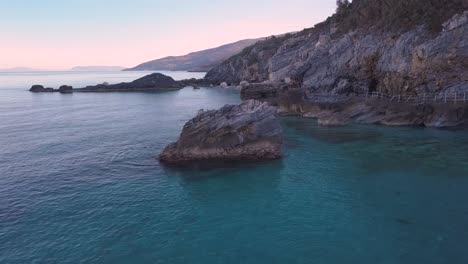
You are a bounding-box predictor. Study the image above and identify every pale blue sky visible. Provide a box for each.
[1,0,337,69]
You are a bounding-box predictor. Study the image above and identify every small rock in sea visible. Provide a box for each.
[29,85,55,92]
[58,85,73,93]
[220,82,229,89]
[29,85,46,92]
[159,100,283,164]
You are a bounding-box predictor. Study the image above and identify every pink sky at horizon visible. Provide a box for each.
[1,0,337,70]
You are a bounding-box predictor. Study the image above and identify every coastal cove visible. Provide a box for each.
[1,71,468,263]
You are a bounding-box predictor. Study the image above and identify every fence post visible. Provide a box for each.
[398,95,401,102]
[455,92,457,104]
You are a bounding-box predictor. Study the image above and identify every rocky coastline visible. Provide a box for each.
[204,2,468,128]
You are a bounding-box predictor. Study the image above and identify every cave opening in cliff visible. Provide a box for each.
[369,78,379,93]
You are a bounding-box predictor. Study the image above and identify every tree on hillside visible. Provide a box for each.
[336,0,351,13]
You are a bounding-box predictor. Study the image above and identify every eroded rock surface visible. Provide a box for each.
[159,100,283,164]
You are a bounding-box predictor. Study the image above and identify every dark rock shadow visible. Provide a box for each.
[160,158,285,182]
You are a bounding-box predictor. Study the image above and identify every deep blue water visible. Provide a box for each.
[1,71,468,264]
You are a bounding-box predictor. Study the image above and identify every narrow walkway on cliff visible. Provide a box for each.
[304,91,468,104]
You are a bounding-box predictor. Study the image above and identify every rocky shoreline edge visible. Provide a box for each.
[240,82,468,128]
[30,71,468,129]
[29,71,467,165]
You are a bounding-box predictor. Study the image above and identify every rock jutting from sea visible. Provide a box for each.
[159,100,283,164]
[76,73,184,92]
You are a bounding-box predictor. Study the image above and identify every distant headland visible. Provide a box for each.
[70,66,126,71]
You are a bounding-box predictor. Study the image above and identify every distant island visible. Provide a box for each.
[71,66,126,71]
[124,38,263,72]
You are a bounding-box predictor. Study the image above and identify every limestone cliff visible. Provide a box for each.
[206,0,468,97]
[206,0,468,127]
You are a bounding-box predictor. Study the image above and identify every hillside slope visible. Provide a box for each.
[125,38,263,72]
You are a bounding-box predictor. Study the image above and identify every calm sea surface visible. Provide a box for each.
[1,71,468,264]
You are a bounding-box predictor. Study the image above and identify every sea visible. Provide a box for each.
[1,71,468,264]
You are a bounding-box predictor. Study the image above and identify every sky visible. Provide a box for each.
[0,0,337,70]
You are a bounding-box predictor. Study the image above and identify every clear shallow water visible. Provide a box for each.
[1,72,468,264]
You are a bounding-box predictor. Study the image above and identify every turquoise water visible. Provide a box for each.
[1,72,468,264]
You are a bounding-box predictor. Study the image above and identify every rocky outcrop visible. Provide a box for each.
[205,35,290,84]
[159,100,283,164]
[240,82,279,102]
[301,97,468,128]
[77,73,183,92]
[58,85,73,93]
[209,11,467,96]
[206,0,468,127]
[29,85,54,93]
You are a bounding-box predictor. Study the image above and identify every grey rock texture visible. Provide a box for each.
[302,98,468,128]
[159,100,283,164]
[240,82,280,104]
[205,35,290,84]
[209,11,467,96]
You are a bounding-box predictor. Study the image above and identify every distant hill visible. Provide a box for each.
[0,67,42,72]
[71,66,126,71]
[124,38,263,72]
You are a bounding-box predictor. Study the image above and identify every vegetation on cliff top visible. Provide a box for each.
[206,0,467,83]
[333,0,467,32]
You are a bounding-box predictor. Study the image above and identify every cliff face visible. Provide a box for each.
[206,0,468,97]
[205,35,290,84]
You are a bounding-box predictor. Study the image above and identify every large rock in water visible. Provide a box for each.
[159,100,283,164]
[77,73,184,92]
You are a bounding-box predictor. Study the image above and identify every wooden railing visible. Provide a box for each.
[304,91,468,104]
